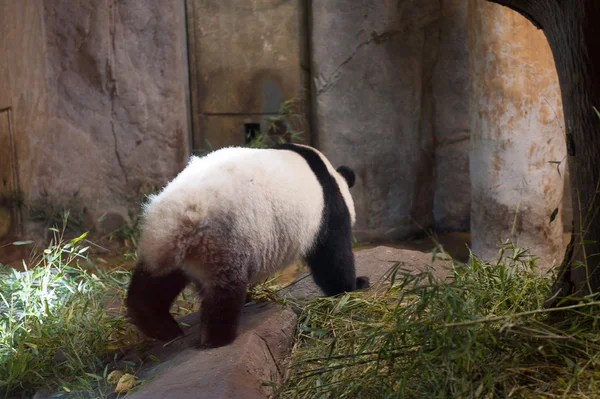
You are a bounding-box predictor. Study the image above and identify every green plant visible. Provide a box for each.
[106,183,160,258]
[107,210,142,256]
[0,221,136,397]
[245,98,306,149]
[280,241,600,398]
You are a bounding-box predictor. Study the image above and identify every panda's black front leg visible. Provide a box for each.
[126,263,189,342]
[197,275,248,348]
[306,235,370,296]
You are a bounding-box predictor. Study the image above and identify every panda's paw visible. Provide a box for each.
[141,321,183,342]
[128,308,184,342]
[154,324,185,342]
[356,276,370,290]
[194,342,217,350]
[195,336,237,350]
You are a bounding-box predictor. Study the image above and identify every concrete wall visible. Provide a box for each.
[469,0,567,268]
[0,0,475,246]
[0,0,569,267]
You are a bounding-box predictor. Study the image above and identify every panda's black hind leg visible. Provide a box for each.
[356,276,370,289]
[197,277,247,349]
[307,234,370,296]
[125,263,189,342]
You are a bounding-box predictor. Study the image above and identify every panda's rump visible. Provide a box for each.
[194,175,323,283]
[149,148,325,284]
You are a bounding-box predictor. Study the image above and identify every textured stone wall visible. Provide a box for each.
[311,0,471,241]
[12,0,189,234]
[469,1,567,268]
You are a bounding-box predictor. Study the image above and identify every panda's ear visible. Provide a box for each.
[336,166,356,188]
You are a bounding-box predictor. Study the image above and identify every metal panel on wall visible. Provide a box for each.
[185,0,310,152]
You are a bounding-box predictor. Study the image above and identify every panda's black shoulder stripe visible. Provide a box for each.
[272,144,333,191]
[271,143,351,243]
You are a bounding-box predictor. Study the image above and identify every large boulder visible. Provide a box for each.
[127,304,297,399]
[282,246,453,300]
[469,1,567,269]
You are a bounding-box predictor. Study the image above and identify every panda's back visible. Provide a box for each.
[142,147,325,281]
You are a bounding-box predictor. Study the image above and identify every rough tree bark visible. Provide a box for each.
[484,1,600,304]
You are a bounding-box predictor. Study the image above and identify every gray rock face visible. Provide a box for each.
[29,0,190,230]
[3,0,475,244]
[432,0,471,232]
[311,0,471,241]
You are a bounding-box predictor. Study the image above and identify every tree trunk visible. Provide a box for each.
[484,1,600,303]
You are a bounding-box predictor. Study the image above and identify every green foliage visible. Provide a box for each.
[107,209,142,257]
[244,98,306,149]
[0,223,135,397]
[106,182,161,258]
[281,242,600,398]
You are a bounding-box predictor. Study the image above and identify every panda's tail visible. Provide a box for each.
[135,197,205,275]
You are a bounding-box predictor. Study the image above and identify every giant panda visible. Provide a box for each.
[125,143,369,348]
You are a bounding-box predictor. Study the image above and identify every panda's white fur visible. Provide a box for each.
[137,145,355,286]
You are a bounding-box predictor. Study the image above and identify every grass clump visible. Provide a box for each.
[0,225,134,397]
[281,241,600,398]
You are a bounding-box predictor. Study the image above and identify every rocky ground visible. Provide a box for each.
[124,246,453,399]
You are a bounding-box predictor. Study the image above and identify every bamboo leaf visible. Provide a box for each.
[550,208,559,224]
